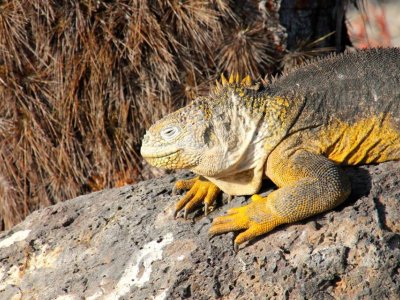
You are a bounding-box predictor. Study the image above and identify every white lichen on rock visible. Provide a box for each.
[0,230,31,249]
[104,232,174,300]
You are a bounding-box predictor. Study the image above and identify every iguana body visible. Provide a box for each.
[141,48,400,249]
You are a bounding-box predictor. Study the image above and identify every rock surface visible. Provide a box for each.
[0,161,399,300]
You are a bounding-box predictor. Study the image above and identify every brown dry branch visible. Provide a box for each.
[281,32,337,73]
[217,24,276,79]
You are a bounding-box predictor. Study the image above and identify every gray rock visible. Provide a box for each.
[0,162,399,300]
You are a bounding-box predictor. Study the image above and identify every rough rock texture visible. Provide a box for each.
[0,161,399,300]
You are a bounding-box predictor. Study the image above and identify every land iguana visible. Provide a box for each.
[141,48,400,250]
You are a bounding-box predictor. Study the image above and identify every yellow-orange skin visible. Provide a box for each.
[318,116,400,165]
[175,113,400,249]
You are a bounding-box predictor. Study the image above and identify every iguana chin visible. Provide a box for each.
[141,48,400,250]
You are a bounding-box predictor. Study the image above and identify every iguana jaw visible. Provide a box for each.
[143,153,180,169]
[141,142,202,169]
[141,146,184,169]
[140,146,179,159]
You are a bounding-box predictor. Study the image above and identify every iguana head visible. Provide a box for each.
[140,97,215,172]
[141,74,289,178]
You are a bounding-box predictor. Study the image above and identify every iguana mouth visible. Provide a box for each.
[140,148,180,159]
[141,150,181,159]
[142,149,183,169]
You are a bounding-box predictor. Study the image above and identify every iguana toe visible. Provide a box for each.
[173,176,220,218]
[174,176,199,192]
[209,194,284,247]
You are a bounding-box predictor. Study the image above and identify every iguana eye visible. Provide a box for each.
[160,126,180,140]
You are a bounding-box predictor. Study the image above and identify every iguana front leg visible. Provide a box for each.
[174,176,220,218]
[209,150,351,250]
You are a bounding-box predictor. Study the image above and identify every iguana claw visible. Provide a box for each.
[173,176,220,219]
[172,186,177,196]
[208,194,284,247]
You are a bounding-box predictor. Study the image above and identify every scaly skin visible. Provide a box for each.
[173,176,220,219]
[141,48,400,250]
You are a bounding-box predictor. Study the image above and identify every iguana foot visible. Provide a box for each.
[173,176,220,219]
[209,194,284,249]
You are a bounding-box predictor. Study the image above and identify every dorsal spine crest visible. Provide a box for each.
[215,73,253,94]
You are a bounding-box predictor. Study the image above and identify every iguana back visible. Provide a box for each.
[267,48,400,165]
